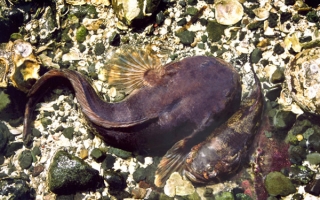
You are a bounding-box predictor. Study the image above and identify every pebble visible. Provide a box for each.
[18,150,33,169]
[5,142,23,157]
[164,172,195,197]
[90,148,105,162]
[62,127,74,139]
[305,176,320,196]
[250,48,262,64]
[175,30,196,46]
[104,170,126,191]
[264,171,296,196]
[94,42,105,55]
[48,150,103,194]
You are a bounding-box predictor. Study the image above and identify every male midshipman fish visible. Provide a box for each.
[22,47,262,186]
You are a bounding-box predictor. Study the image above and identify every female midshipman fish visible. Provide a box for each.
[155,71,263,186]
[23,48,242,157]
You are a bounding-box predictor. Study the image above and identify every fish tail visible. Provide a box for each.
[154,139,191,187]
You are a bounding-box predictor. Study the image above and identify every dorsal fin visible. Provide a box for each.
[106,46,164,94]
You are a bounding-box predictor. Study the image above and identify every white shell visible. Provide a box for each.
[215,0,244,25]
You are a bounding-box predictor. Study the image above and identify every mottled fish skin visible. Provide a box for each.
[23,56,242,155]
[184,72,263,184]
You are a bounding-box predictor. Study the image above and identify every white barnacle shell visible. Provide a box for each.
[283,47,320,115]
[214,0,244,25]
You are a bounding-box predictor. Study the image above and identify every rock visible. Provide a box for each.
[273,110,296,130]
[90,148,105,162]
[177,18,187,26]
[32,165,45,177]
[175,30,195,46]
[0,91,11,112]
[186,7,198,16]
[289,165,315,185]
[270,68,284,84]
[207,20,227,42]
[62,127,74,139]
[250,48,262,64]
[0,178,35,199]
[104,170,126,191]
[41,117,52,127]
[48,150,103,194]
[288,145,306,164]
[215,191,234,200]
[5,142,23,157]
[101,154,116,170]
[32,128,41,138]
[94,42,105,55]
[132,166,146,182]
[112,0,161,27]
[163,172,195,197]
[0,122,9,153]
[306,152,320,165]
[76,25,88,43]
[305,177,320,196]
[108,147,132,159]
[69,5,98,19]
[306,11,319,23]
[203,187,213,197]
[308,133,320,152]
[156,11,165,25]
[273,43,285,55]
[264,171,296,196]
[109,32,120,46]
[18,150,33,169]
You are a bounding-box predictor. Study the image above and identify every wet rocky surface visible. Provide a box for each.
[0,0,320,199]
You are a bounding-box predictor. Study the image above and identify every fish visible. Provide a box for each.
[155,70,263,186]
[23,47,242,156]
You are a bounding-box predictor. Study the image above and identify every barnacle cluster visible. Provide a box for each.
[0,40,40,92]
[281,47,320,115]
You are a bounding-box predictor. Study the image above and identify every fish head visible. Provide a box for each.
[184,140,242,184]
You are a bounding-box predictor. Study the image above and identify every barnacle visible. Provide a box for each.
[283,47,320,115]
[0,40,40,92]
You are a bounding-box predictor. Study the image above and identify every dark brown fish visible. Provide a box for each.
[23,50,242,156]
[155,71,263,186]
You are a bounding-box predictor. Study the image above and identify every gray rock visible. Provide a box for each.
[18,150,33,169]
[48,150,103,194]
[108,147,132,159]
[250,48,262,64]
[0,122,9,153]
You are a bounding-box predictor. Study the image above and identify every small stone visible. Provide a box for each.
[79,43,86,52]
[48,150,103,194]
[18,150,33,169]
[32,146,41,156]
[41,117,52,127]
[94,42,105,56]
[203,187,213,197]
[104,170,126,191]
[62,127,74,139]
[273,43,285,55]
[306,153,320,165]
[175,30,195,46]
[280,12,292,24]
[101,154,116,170]
[109,32,120,46]
[264,171,296,196]
[76,25,88,43]
[79,149,88,159]
[289,165,314,185]
[270,68,284,84]
[284,0,295,5]
[215,191,234,200]
[156,11,165,25]
[305,177,320,196]
[32,165,45,177]
[273,110,296,130]
[187,0,197,5]
[197,43,205,49]
[179,1,186,7]
[207,20,227,42]
[250,48,262,64]
[131,187,147,199]
[306,11,319,23]
[164,172,195,197]
[5,142,23,157]
[133,167,147,182]
[177,18,187,26]
[0,122,9,153]
[289,145,306,164]
[186,7,198,16]
[308,133,320,152]
[108,147,132,159]
[90,148,105,162]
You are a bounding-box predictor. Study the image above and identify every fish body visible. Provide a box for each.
[155,71,263,186]
[23,55,242,155]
